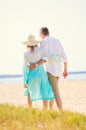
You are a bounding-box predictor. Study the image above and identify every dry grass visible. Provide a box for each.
[0,104,86,130]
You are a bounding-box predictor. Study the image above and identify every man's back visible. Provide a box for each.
[41,36,67,76]
[42,36,61,55]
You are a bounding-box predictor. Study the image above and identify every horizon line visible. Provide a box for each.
[0,70,86,78]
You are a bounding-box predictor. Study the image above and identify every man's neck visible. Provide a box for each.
[42,35,49,39]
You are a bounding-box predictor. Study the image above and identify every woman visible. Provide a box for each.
[22,34,55,109]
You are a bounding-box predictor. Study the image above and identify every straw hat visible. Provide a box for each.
[22,35,39,46]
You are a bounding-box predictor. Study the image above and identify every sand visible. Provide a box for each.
[0,80,86,114]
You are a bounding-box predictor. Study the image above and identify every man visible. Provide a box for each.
[40,27,68,110]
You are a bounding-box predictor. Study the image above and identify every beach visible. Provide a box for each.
[0,80,86,115]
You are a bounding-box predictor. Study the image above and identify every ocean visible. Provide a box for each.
[0,71,86,84]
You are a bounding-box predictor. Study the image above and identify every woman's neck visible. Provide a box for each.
[30,46,34,52]
[30,45,37,53]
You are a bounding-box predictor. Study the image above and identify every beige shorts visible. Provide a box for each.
[47,72,59,93]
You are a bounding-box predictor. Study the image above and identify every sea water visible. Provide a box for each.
[0,71,86,84]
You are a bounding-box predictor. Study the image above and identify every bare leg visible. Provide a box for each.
[49,99,54,110]
[43,100,48,109]
[28,93,32,108]
[54,91,62,110]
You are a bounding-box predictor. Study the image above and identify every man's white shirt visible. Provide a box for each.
[41,36,67,77]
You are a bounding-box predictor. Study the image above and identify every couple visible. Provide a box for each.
[22,27,68,110]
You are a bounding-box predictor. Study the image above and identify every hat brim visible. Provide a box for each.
[22,40,40,46]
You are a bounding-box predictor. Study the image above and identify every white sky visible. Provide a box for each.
[0,0,86,74]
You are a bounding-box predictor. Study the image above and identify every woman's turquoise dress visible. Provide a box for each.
[23,65,55,101]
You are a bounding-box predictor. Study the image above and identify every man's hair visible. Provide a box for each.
[40,27,49,35]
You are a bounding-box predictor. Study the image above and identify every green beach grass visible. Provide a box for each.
[0,104,86,130]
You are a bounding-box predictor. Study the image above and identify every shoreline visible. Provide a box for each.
[0,71,86,83]
[0,80,86,115]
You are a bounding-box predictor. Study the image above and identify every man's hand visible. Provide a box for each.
[28,59,46,70]
[63,69,68,78]
[28,63,36,70]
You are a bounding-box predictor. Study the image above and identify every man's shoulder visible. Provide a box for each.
[44,36,60,44]
[45,36,59,41]
[51,36,60,42]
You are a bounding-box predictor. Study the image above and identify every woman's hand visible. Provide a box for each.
[23,84,27,88]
